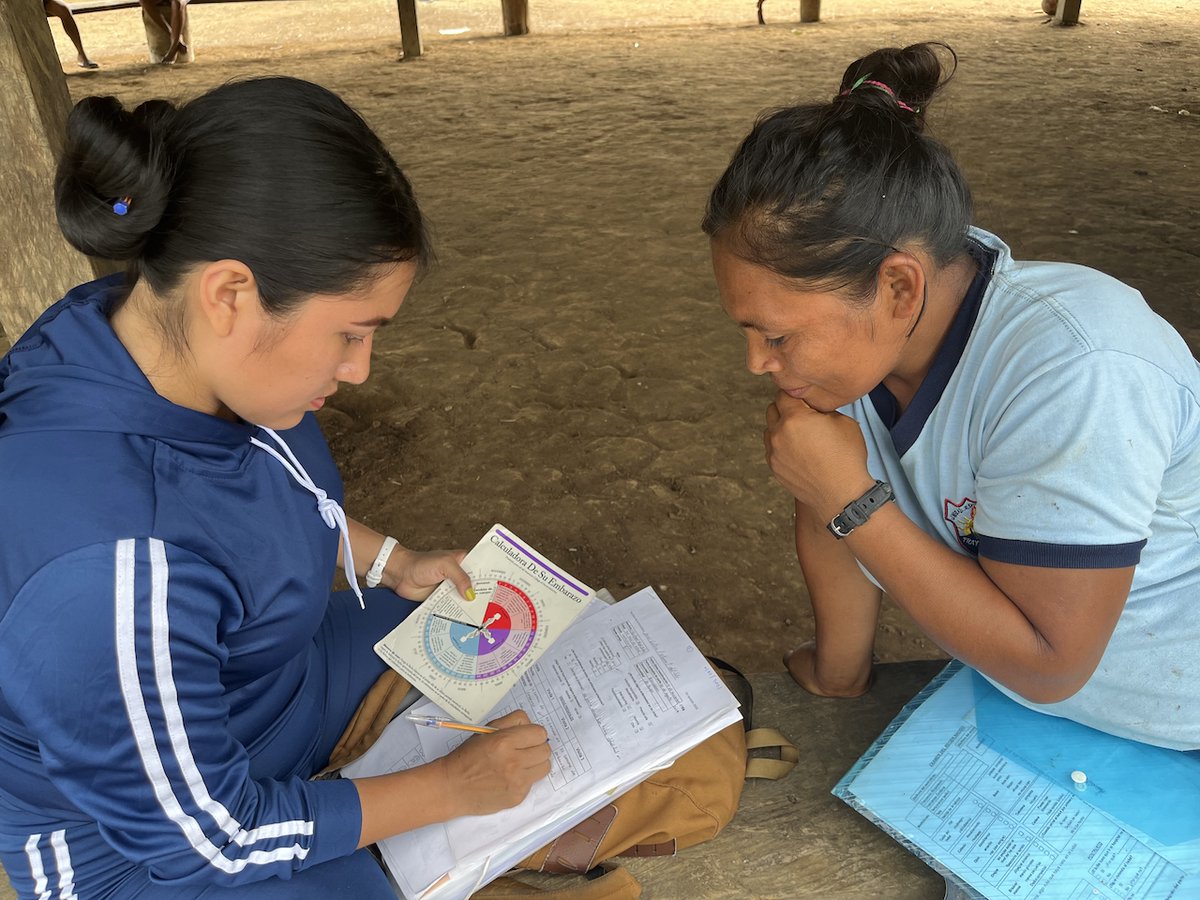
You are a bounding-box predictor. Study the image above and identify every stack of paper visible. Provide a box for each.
[343,586,742,900]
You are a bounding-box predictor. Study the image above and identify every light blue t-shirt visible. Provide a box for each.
[846,227,1200,749]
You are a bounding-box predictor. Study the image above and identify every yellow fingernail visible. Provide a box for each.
[465,588,476,601]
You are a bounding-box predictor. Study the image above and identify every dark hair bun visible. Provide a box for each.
[55,96,177,260]
[836,41,957,131]
[703,40,972,295]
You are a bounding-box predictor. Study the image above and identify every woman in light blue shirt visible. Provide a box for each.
[703,41,1200,749]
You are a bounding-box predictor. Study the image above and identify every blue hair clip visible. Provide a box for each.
[112,196,132,216]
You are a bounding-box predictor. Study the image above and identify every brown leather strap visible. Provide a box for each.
[538,806,619,874]
[616,838,676,859]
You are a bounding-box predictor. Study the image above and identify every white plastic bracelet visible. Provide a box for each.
[365,536,399,589]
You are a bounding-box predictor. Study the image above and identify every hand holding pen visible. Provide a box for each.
[431,709,552,819]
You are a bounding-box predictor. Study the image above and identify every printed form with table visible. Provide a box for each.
[835,661,1200,899]
[344,524,742,900]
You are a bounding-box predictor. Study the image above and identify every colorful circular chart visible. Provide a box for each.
[424,580,539,680]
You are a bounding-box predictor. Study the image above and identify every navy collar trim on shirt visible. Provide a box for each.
[869,238,998,457]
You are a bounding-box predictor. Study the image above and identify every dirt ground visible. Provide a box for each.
[43,0,1199,673]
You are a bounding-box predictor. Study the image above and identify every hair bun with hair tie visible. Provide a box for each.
[839,74,919,113]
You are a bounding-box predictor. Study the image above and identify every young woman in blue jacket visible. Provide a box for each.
[0,77,550,897]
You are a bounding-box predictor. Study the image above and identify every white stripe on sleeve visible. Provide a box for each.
[48,830,76,900]
[23,833,51,900]
[147,540,314,846]
[115,539,312,875]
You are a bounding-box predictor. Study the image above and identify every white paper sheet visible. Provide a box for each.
[339,717,454,897]
[352,586,742,899]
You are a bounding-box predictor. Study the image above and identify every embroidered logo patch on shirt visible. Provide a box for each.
[943,497,979,554]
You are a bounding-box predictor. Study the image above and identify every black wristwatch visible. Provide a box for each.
[827,480,895,539]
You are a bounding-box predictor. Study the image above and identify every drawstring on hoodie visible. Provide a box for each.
[249,427,365,609]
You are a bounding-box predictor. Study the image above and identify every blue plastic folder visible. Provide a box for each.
[833,662,1200,900]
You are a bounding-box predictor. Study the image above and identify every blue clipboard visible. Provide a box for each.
[833,661,1200,900]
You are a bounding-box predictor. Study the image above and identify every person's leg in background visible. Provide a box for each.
[44,0,98,69]
[137,0,173,58]
[161,0,190,64]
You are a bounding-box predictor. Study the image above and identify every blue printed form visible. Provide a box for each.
[833,662,1200,899]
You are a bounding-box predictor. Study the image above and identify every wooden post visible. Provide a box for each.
[396,0,422,60]
[799,0,820,23]
[1053,0,1082,25]
[0,0,110,345]
[501,0,529,36]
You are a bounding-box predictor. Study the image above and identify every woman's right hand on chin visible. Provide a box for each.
[765,394,878,520]
[440,710,551,817]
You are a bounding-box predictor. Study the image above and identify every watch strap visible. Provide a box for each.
[827,481,895,539]
[365,536,399,588]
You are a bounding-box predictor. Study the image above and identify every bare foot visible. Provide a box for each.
[783,641,873,698]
